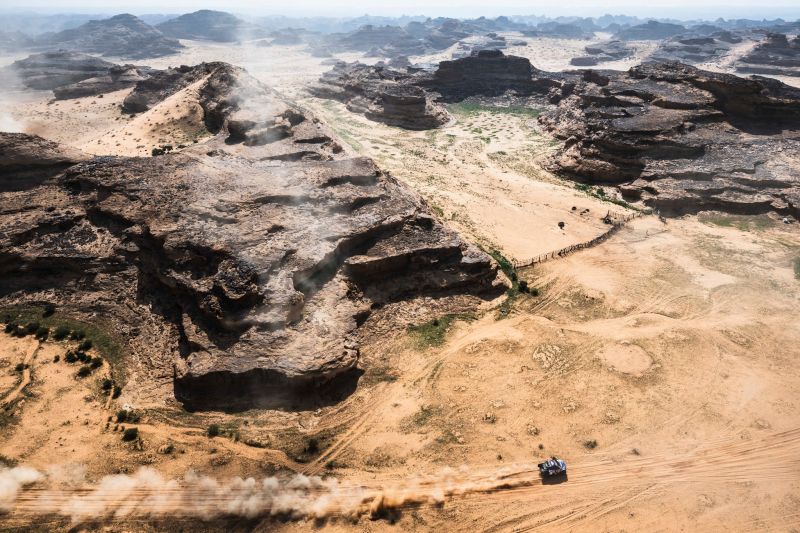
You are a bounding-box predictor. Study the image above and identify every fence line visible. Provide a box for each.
[512,211,643,269]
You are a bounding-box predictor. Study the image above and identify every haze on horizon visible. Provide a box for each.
[1,0,799,20]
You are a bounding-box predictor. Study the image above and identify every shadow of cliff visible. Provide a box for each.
[174,366,364,413]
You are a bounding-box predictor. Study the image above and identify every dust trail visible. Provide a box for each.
[5,428,800,524]
[1,465,539,524]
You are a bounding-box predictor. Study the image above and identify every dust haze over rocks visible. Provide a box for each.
[0,62,499,412]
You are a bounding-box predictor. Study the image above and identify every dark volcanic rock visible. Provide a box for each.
[431,50,538,100]
[0,63,498,411]
[571,40,633,66]
[156,10,262,42]
[311,62,449,130]
[121,63,225,114]
[615,20,687,40]
[736,33,800,77]
[315,54,800,217]
[649,34,736,64]
[539,62,800,216]
[9,52,115,90]
[0,133,89,190]
[312,51,559,126]
[35,13,183,59]
[53,65,151,100]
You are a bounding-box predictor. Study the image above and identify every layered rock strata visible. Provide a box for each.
[0,63,498,410]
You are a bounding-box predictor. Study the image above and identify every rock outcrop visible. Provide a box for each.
[614,20,686,41]
[9,52,115,90]
[35,14,183,59]
[311,62,449,130]
[736,33,800,77]
[540,62,800,216]
[570,40,633,66]
[312,51,557,126]
[52,65,151,100]
[8,51,151,100]
[649,35,737,64]
[0,132,89,190]
[156,10,263,42]
[0,62,498,411]
[314,53,800,218]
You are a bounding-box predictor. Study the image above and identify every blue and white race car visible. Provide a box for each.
[538,457,567,477]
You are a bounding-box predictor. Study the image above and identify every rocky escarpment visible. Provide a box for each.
[314,52,800,218]
[311,50,557,128]
[0,63,498,411]
[8,52,115,90]
[571,40,633,66]
[8,52,151,100]
[736,33,800,77]
[34,13,183,59]
[540,62,800,216]
[0,133,89,190]
[311,62,449,130]
[156,10,264,42]
[648,34,738,64]
[614,20,687,40]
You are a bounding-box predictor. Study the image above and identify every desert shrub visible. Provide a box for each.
[519,280,529,293]
[53,354,60,363]
[14,363,24,372]
[68,330,85,341]
[78,340,93,351]
[76,365,92,378]
[4,322,16,334]
[408,313,475,349]
[584,439,598,449]
[305,438,319,455]
[122,427,139,441]
[24,322,40,335]
[116,409,140,423]
[42,304,55,317]
[530,288,540,297]
[53,326,71,341]
[207,424,220,438]
[112,385,122,399]
[64,351,77,363]
[89,356,103,369]
[101,378,113,391]
[152,147,165,156]
[34,326,49,340]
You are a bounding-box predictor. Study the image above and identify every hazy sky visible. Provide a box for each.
[2,0,800,20]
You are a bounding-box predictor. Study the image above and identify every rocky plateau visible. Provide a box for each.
[0,62,499,411]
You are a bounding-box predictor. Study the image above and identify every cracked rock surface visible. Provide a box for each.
[0,63,499,411]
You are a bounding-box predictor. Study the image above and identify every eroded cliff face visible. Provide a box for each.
[541,62,800,216]
[313,52,800,218]
[0,63,499,411]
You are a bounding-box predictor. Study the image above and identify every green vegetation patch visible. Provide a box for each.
[408,313,475,350]
[1,304,128,383]
[698,213,775,232]
[794,257,800,280]
[449,102,541,118]
[574,183,639,211]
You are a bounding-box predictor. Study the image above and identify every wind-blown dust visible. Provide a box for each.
[0,465,538,523]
